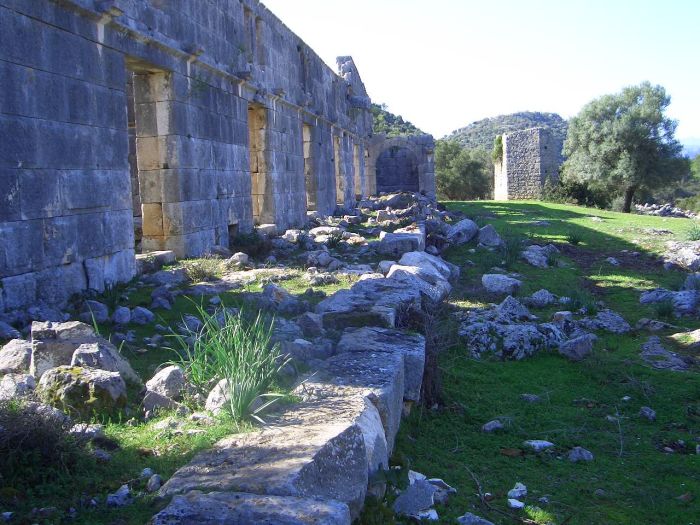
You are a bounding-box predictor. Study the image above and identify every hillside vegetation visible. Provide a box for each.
[371,103,425,137]
[445,112,568,150]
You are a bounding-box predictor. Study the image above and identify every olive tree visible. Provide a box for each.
[563,82,688,212]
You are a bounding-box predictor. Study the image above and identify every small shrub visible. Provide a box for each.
[170,306,289,421]
[182,257,224,282]
[566,231,583,245]
[0,400,90,490]
[686,222,700,241]
[654,299,675,320]
[231,231,272,259]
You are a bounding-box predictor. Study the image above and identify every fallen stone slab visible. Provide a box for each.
[446,219,478,245]
[159,422,368,519]
[151,491,351,525]
[386,265,451,302]
[377,224,426,257]
[0,339,32,374]
[398,251,460,283]
[304,347,405,453]
[315,278,421,330]
[337,327,425,403]
[30,321,100,378]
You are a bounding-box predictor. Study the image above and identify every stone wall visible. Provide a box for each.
[368,135,436,197]
[0,0,379,311]
[494,127,563,200]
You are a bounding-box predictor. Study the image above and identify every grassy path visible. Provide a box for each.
[394,201,700,525]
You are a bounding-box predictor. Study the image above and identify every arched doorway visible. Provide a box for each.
[376,146,419,194]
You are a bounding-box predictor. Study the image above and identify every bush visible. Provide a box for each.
[325,231,344,248]
[170,306,289,421]
[676,195,700,214]
[0,400,90,491]
[230,231,272,259]
[182,257,224,282]
[542,179,610,209]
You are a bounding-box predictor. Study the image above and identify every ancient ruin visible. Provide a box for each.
[0,0,435,313]
[493,127,563,200]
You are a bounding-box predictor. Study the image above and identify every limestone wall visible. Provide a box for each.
[494,127,563,200]
[0,0,376,311]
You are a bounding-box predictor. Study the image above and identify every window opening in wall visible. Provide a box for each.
[303,124,316,210]
[228,224,239,246]
[334,135,343,205]
[244,7,254,63]
[248,104,270,224]
[255,17,266,66]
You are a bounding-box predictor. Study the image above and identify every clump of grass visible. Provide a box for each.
[566,230,583,245]
[170,306,289,421]
[325,231,344,248]
[501,236,523,269]
[0,400,91,490]
[182,257,224,282]
[653,299,675,320]
[686,222,700,241]
[546,251,560,267]
[568,288,598,315]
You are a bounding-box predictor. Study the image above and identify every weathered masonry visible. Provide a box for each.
[494,127,563,200]
[368,134,436,197]
[0,0,411,312]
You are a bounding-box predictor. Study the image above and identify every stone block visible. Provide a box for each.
[152,491,351,525]
[159,422,368,519]
[1,273,37,310]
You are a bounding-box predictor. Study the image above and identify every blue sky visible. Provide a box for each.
[263,0,700,146]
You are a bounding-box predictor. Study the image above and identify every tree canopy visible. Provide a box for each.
[563,82,689,212]
[435,140,492,200]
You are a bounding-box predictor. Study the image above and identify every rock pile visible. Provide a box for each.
[635,203,697,219]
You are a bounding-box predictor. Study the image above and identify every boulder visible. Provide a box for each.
[640,337,689,371]
[30,321,99,378]
[579,310,631,334]
[79,300,109,324]
[146,365,186,400]
[152,491,351,525]
[521,244,559,268]
[205,378,231,414]
[477,225,503,247]
[387,266,451,302]
[112,306,131,325]
[0,339,32,374]
[0,321,20,340]
[392,480,437,518]
[377,260,396,275]
[446,219,478,245]
[529,289,557,307]
[398,251,459,283]
[558,334,596,362]
[481,420,504,433]
[457,513,495,525]
[482,274,521,295]
[71,341,141,383]
[0,373,36,400]
[497,296,532,321]
[523,439,555,452]
[37,366,127,418]
[131,307,156,325]
[639,406,657,421]
[296,313,324,338]
[568,446,594,462]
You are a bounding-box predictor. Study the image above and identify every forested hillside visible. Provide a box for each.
[371,103,425,136]
[445,111,568,150]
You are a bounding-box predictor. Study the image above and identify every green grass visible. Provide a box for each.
[391,201,700,525]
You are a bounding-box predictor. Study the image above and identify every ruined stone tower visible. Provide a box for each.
[494,127,563,200]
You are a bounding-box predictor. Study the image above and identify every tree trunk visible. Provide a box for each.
[622,186,636,213]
